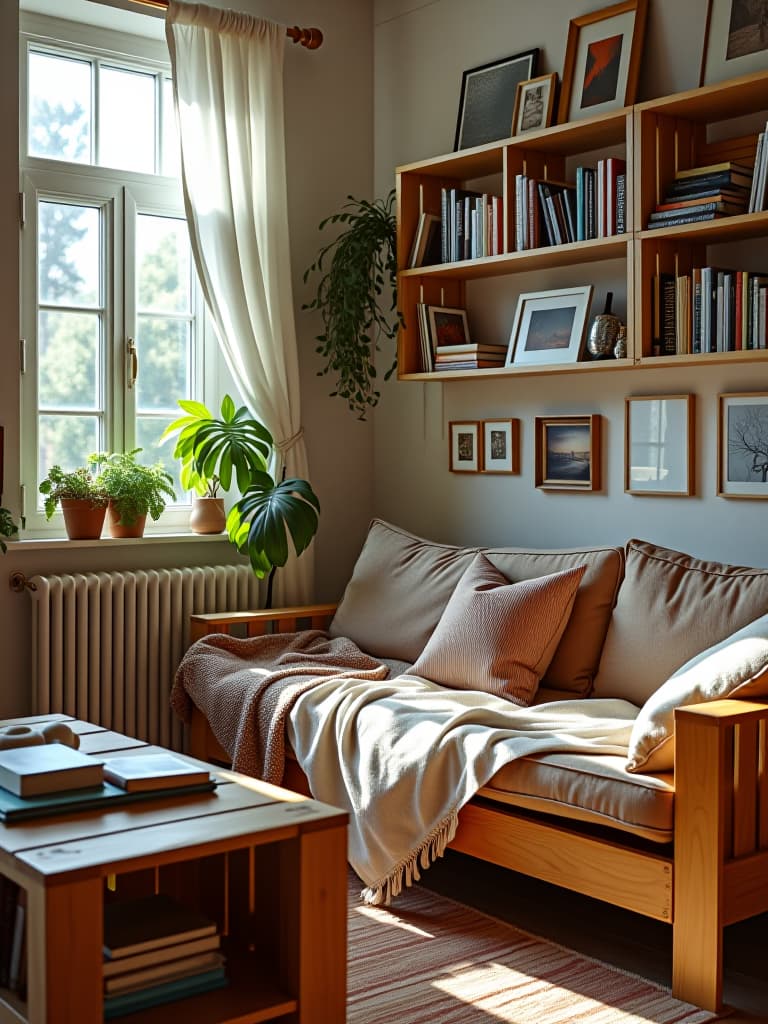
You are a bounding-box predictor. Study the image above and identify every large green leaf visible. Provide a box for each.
[228,471,320,574]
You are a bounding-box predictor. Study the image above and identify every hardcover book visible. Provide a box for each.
[102,754,212,792]
[104,893,217,959]
[0,744,103,798]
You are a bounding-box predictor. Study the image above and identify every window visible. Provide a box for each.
[20,19,207,533]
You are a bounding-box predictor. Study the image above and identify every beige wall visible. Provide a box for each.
[372,0,768,564]
[0,0,375,716]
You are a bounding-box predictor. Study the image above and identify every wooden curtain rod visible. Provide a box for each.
[131,0,323,48]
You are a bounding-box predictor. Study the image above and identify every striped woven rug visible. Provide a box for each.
[346,873,720,1023]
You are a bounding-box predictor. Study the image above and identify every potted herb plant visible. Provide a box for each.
[39,465,108,540]
[0,507,18,552]
[303,189,401,420]
[161,396,272,535]
[162,395,320,607]
[91,450,176,539]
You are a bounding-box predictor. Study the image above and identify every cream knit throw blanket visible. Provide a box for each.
[172,630,639,905]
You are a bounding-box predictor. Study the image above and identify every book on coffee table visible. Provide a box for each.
[102,754,213,792]
[0,779,218,823]
[0,744,103,797]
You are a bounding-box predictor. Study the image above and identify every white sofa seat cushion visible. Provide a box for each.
[478,751,674,843]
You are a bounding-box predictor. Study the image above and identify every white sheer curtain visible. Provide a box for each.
[166,0,313,605]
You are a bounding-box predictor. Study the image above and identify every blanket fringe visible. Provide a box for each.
[360,808,459,906]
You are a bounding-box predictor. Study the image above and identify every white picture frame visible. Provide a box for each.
[506,286,593,366]
[625,395,695,496]
[481,419,520,474]
[717,392,768,498]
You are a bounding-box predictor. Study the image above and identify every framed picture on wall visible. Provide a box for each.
[506,286,593,366]
[454,48,539,150]
[449,421,481,472]
[535,414,602,490]
[701,0,768,85]
[512,73,558,135]
[481,419,520,474]
[625,394,695,496]
[717,392,768,498]
[558,0,648,125]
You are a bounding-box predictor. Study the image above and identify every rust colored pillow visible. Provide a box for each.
[410,553,586,705]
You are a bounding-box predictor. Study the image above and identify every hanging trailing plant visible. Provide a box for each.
[303,189,402,420]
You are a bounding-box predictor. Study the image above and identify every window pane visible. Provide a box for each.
[38,415,100,483]
[39,202,100,307]
[137,214,190,313]
[161,78,180,178]
[99,66,155,173]
[39,311,100,409]
[28,51,91,163]
[136,317,190,410]
[136,416,185,501]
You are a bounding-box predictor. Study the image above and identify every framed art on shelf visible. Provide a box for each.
[535,414,602,491]
[449,421,481,473]
[717,392,768,498]
[625,395,695,496]
[701,0,768,85]
[512,73,558,135]
[454,48,539,150]
[481,419,520,474]
[558,0,648,125]
[428,306,470,348]
[506,286,593,366]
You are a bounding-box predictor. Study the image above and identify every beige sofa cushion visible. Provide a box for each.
[410,554,585,704]
[593,539,768,706]
[329,519,624,696]
[479,751,674,843]
[627,611,768,772]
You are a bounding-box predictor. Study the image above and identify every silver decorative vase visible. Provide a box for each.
[587,292,621,360]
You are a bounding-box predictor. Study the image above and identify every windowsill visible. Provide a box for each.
[4,532,233,553]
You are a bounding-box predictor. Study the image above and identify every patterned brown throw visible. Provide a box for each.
[171,630,389,781]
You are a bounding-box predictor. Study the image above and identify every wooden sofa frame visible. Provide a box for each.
[187,604,768,1012]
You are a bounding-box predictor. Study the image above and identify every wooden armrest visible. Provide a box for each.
[675,697,768,729]
[189,603,338,644]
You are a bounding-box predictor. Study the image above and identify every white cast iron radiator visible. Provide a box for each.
[29,565,260,749]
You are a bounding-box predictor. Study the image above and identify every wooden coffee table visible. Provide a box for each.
[0,714,348,1024]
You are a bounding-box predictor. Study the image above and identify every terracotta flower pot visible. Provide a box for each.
[60,498,107,540]
[107,502,147,539]
[189,497,226,535]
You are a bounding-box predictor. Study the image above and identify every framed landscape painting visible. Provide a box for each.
[625,395,694,496]
[701,0,768,85]
[558,0,648,124]
[455,49,539,149]
[507,286,593,366]
[449,421,481,473]
[717,392,768,498]
[535,414,602,490]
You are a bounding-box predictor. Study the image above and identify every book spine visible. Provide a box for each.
[646,211,723,228]
[597,159,605,237]
[440,188,449,264]
[562,188,577,243]
[734,270,743,350]
[575,166,585,241]
[615,173,626,234]
[537,182,555,245]
[661,274,676,355]
[585,169,596,239]
[692,270,702,354]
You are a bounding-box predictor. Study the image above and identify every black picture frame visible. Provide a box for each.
[454,49,539,151]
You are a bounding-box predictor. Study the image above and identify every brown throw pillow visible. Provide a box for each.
[409,553,586,705]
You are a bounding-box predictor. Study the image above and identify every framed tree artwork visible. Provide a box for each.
[449,421,481,473]
[535,414,602,491]
[717,392,768,498]
[625,395,695,496]
[558,0,648,125]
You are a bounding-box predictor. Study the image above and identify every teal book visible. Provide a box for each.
[0,779,217,823]
[103,966,227,1018]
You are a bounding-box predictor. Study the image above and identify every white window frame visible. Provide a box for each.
[19,14,216,536]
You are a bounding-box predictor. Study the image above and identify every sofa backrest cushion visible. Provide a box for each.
[593,539,768,706]
[626,611,768,772]
[329,519,624,696]
[409,554,586,704]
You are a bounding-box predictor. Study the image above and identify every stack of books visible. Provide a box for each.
[748,122,768,213]
[103,893,226,1018]
[646,161,752,229]
[439,187,504,262]
[433,343,507,370]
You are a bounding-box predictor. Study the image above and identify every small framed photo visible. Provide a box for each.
[717,392,768,499]
[455,48,539,150]
[506,286,593,367]
[428,306,470,348]
[701,0,768,86]
[449,421,481,473]
[481,419,520,474]
[625,395,695,496]
[558,0,648,125]
[512,73,558,136]
[408,212,442,268]
[535,415,602,491]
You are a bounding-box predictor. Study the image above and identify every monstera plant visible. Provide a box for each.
[162,396,320,607]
